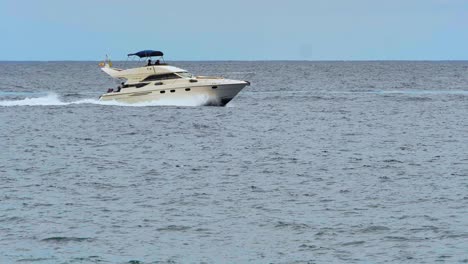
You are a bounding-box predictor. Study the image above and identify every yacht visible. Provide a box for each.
[99,50,250,106]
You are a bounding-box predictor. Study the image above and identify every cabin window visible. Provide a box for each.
[142,73,181,82]
[177,72,194,79]
[154,82,163,85]
[160,90,165,94]
[212,86,218,89]
[136,83,147,88]
[185,88,191,91]
[123,82,149,88]
[170,90,175,93]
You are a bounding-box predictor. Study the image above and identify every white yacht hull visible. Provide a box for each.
[99,81,248,106]
[98,54,250,106]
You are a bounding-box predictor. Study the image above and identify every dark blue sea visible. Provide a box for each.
[1,61,467,263]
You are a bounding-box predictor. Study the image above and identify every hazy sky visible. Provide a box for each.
[0,0,467,60]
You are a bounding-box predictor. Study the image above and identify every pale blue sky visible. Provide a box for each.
[0,0,467,60]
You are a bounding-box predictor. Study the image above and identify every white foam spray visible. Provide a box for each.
[0,93,69,106]
[0,93,220,107]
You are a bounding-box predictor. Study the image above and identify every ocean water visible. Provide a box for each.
[0,61,467,263]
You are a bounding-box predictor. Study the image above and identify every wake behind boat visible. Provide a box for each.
[99,50,250,106]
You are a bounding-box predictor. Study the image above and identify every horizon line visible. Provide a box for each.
[1,59,468,62]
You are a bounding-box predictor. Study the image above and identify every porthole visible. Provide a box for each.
[170,90,175,93]
[160,90,165,94]
[185,88,191,91]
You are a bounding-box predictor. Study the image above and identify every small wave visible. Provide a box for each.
[384,236,409,241]
[341,241,365,246]
[382,159,403,163]
[0,91,48,97]
[156,225,191,231]
[17,257,55,262]
[275,221,310,230]
[128,260,143,264]
[332,90,468,95]
[225,71,255,74]
[41,236,94,243]
[376,90,468,95]
[0,93,220,107]
[361,225,391,233]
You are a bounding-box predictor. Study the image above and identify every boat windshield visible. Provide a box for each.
[142,73,181,82]
[176,72,193,79]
